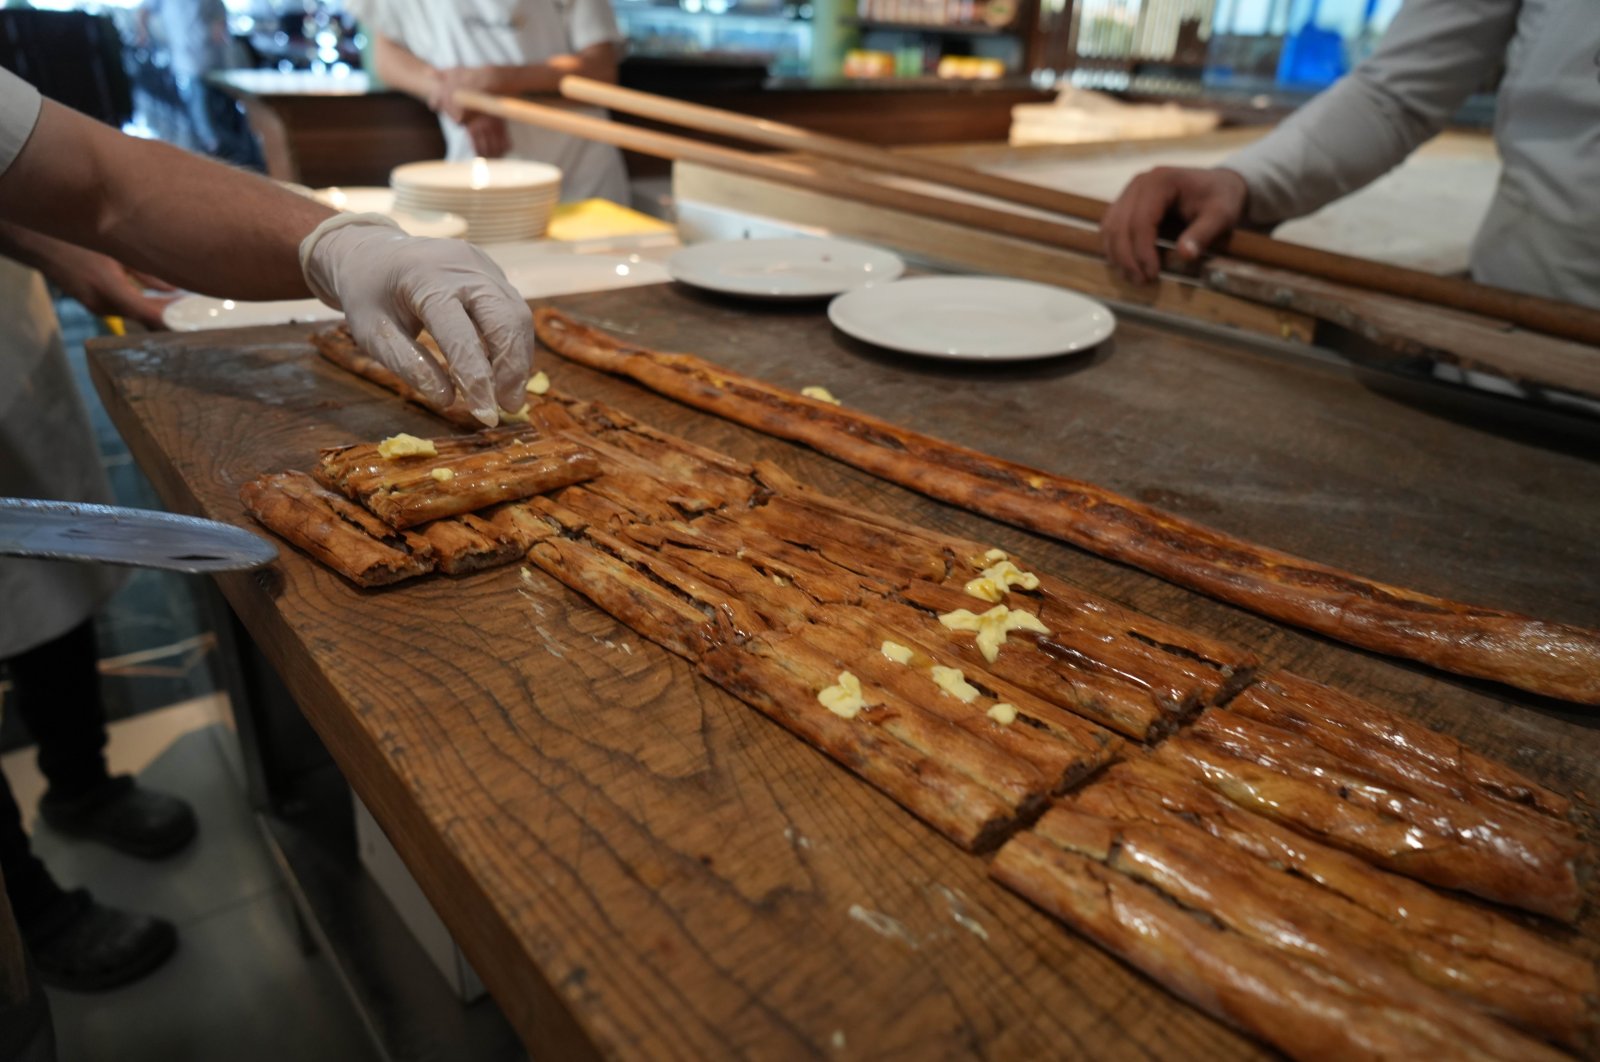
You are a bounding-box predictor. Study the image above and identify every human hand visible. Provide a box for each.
[301,215,533,426]
[462,113,510,159]
[428,66,502,123]
[35,241,176,329]
[1098,167,1248,284]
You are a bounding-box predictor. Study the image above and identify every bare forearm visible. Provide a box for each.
[0,219,75,274]
[371,34,439,102]
[0,99,334,299]
[491,43,618,97]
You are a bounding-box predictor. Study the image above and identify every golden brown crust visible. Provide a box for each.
[1231,670,1572,818]
[995,809,1575,1061]
[239,471,435,586]
[697,640,1019,851]
[414,513,525,575]
[312,323,486,429]
[1073,757,1598,1047]
[1155,711,1588,922]
[316,431,602,530]
[534,307,1600,706]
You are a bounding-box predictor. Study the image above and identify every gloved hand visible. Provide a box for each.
[300,213,532,426]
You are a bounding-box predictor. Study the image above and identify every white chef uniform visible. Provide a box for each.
[347,0,630,204]
[1223,0,1600,309]
[0,68,123,659]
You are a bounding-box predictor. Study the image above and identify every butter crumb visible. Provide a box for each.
[430,468,455,482]
[881,640,914,665]
[962,576,1005,603]
[817,672,866,719]
[801,386,841,405]
[930,665,980,703]
[376,433,437,459]
[964,559,1039,602]
[987,703,1019,725]
[526,370,551,395]
[939,604,1050,662]
[980,549,1008,564]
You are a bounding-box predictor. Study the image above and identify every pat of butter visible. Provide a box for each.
[377,433,437,459]
[964,559,1039,602]
[881,640,914,665]
[801,386,841,405]
[981,549,1008,564]
[963,577,1004,604]
[430,468,455,482]
[817,671,866,719]
[930,665,980,703]
[526,371,551,395]
[987,703,1019,725]
[939,604,1050,662]
[500,403,531,424]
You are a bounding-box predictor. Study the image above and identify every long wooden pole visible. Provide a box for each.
[455,90,1111,263]
[555,75,1600,347]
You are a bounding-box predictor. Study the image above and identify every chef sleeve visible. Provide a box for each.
[0,66,42,180]
[1222,0,1519,226]
[342,0,396,38]
[564,0,623,53]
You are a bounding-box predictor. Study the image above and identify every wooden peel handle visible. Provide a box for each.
[555,75,1600,348]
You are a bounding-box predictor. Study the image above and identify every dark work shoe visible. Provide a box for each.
[39,775,198,859]
[23,889,177,992]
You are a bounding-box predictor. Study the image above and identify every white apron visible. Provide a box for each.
[0,259,123,659]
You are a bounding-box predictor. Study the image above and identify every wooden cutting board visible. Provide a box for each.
[88,282,1600,1059]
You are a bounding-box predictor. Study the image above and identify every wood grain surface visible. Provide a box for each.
[88,284,1600,1059]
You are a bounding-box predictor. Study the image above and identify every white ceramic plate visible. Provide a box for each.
[668,237,903,299]
[490,251,671,298]
[391,158,561,192]
[162,296,343,332]
[827,276,1115,360]
[314,186,468,239]
[162,251,670,331]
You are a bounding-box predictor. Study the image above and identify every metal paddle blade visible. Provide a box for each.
[0,498,278,573]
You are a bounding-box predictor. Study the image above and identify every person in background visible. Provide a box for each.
[0,59,534,1052]
[1098,0,1600,311]
[350,0,630,203]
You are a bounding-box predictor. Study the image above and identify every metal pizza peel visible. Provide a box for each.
[0,498,277,573]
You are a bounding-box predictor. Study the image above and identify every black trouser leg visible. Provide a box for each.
[0,774,64,931]
[6,622,110,801]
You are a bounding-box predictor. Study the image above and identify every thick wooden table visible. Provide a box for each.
[89,283,1600,1059]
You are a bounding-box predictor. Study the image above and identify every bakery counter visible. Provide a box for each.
[209,65,1052,186]
[87,275,1600,1059]
[209,70,444,189]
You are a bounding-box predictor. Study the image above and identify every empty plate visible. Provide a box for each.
[162,296,341,332]
[827,276,1115,360]
[669,237,903,299]
[162,250,670,331]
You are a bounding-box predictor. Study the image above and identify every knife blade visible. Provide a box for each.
[0,498,278,573]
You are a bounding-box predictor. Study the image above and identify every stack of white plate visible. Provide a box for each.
[390,159,561,243]
[313,186,468,239]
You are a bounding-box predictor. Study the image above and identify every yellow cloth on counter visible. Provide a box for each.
[547,199,673,243]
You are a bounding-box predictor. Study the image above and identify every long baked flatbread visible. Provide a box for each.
[312,322,487,429]
[532,307,1600,706]
[316,431,601,530]
[992,804,1575,1061]
[241,385,1596,1055]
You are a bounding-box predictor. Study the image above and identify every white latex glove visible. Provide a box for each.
[300,213,532,426]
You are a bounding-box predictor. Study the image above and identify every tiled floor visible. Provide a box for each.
[1,701,379,1062]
